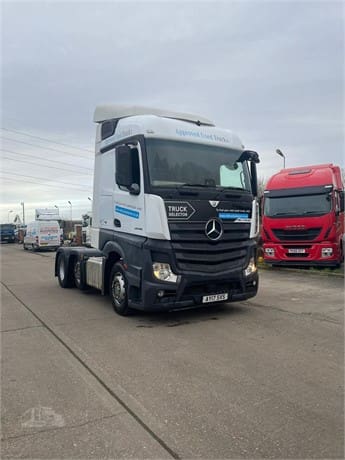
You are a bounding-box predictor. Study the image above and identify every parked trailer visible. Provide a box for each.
[55,105,260,315]
[262,163,344,267]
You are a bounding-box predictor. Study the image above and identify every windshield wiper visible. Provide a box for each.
[302,210,325,215]
[179,183,216,188]
[272,211,299,216]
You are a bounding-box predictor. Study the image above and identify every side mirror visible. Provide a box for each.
[250,161,258,197]
[239,150,260,164]
[340,191,344,213]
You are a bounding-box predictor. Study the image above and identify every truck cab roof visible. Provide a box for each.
[265,164,343,191]
[95,105,244,151]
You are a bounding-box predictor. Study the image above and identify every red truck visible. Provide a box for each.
[262,164,344,268]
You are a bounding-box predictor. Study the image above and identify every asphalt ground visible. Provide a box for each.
[1,244,344,459]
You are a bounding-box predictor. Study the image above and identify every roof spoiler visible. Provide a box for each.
[93,104,215,126]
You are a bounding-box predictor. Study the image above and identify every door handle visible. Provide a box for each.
[114,219,121,227]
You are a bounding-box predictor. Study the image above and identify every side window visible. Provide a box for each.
[116,144,141,193]
[101,120,118,140]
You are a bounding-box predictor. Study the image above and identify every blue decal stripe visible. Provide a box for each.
[115,205,139,219]
[219,212,249,219]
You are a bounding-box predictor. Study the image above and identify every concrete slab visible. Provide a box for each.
[1,286,41,332]
[1,327,171,458]
[2,413,171,459]
[1,245,344,458]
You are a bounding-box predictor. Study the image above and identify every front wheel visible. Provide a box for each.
[109,263,133,316]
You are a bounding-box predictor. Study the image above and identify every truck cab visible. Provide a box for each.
[0,224,16,243]
[55,105,260,315]
[262,164,344,267]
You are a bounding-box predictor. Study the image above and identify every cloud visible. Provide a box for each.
[1,0,343,222]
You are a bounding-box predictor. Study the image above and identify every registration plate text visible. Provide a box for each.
[202,293,228,304]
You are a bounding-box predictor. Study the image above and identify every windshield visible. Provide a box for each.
[145,139,251,191]
[264,193,332,217]
[0,224,15,230]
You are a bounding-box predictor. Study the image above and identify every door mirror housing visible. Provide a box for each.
[238,149,259,197]
[340,191,344,213]
[250,161,258,197]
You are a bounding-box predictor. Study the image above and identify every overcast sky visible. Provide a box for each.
[1,0,344,223]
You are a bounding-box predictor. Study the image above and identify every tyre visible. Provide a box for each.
[23,244,28,250]
[73,259,87,290]
[109,263,133,316]
[57,255,74,288]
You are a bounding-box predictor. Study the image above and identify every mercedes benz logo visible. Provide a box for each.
[205,218,223,241]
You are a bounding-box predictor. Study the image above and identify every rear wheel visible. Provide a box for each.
[109,263,133,316]
[73,259,86,290]
[57,255,73,288]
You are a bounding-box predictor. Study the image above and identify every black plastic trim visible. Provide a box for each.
[265,185,332,198]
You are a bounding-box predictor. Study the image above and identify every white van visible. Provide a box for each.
[24,221,61,251]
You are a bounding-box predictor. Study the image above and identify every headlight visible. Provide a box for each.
[244,257,257,277]
[152,263,179,283]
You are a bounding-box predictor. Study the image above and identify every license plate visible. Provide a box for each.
[202,293,228,304]
[40,242,48,245]
[288,248,306,254]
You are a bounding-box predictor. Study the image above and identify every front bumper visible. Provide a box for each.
[263,242,342,267]
[129,269,258,311]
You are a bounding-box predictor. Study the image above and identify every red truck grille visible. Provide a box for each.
[272,228,321,241]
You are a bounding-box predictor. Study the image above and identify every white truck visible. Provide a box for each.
[24,220,61,251]
[55,105,260,315]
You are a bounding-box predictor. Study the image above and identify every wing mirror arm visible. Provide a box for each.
[129,183,140,195]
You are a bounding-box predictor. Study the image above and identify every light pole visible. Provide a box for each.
[68,201,72,221]
[54,205,60,220]
[276,149,286,169]
[8,210,13,222]
[20,202,25,225]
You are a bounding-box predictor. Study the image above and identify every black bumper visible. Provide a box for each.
[129,259,258,311]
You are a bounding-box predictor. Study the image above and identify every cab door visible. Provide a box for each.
[114,142,145,238]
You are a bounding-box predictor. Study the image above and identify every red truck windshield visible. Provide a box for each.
[264,193,332,217]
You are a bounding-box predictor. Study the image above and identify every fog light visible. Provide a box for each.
[265,247,275,256]
[322,247,333,257]
[152,262,178,283]
[244,257,257,277]
[157,290,165,297]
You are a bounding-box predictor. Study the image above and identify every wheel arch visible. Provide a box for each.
[102,242,125,294]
